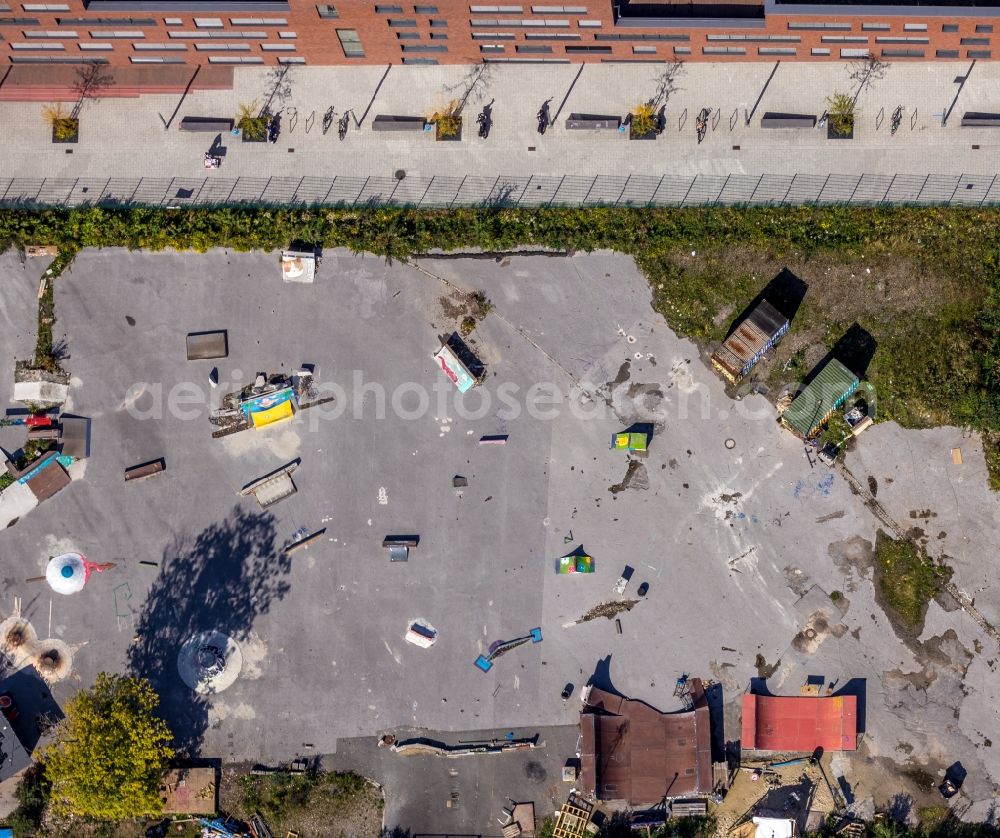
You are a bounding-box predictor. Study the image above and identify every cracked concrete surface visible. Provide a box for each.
[0,248,997,831]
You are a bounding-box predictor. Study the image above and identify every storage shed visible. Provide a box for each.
[741,692,857,752]
[580,680,712,804]
[711,300,789,383]
[780,359,859,439]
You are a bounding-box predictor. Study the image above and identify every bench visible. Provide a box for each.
[961,112,1000,127]
[565,113,621,130]
[372,115,428,132]
[761,112,817,129]
[179,116,234,133]
[124,458,165,482]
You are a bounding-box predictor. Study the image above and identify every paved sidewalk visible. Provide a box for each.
[3,60,1000,204]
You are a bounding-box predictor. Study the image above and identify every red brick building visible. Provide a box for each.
[0,0,997,92]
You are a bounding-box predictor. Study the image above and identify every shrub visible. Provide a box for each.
[827,92,855,135]
[41,104,78,142]
[631,102,659,136]
[432,101,462,139]
[236,101,269,141]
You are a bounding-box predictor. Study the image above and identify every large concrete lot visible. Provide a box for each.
[1,247,999,831]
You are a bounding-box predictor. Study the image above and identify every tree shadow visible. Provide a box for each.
[127,506,289,754]
[0,663,63,752]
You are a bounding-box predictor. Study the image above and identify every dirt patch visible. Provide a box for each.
[608,360,631,388]
[754,653,781,679]
[579,599,639,622]
[439,289,492,333]
[218,765,383,838]
[816,510,846,523]
[828,536,875,591]
[868,476,878,496]
[609,459,649,494]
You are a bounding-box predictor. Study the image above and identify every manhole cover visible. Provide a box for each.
[725,438,736,449]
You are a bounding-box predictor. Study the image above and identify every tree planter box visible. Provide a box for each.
[52,122,79,144]
[827,119,854,140]
[629,127,658,140]
[241,131,268,143]
[436,118,462,142]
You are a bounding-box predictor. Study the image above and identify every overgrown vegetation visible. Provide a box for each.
[874,531,952,630]
[827,92,856,136]
[236,101,269,141]
[43,673,174,820]
[631,102,659,137]
[7,764,51,837]
[819,412,853,455]
[1,205,999,486]
[432,100,463,139]
[14,438,55,470]
[232,769,379,834]
[41,104,78,142]
[34,246,76,372]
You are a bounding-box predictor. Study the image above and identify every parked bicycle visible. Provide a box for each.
[536,101,550,135]
[890,105,903,135]
[337,112,350,140]
[477,102,493,139]
[322,106,335,135]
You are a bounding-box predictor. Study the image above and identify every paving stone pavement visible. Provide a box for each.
[2,60,1000,205]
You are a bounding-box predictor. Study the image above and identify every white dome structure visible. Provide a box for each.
[45,553,88,595]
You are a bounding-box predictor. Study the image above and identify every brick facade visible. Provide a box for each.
[0,0,997,73]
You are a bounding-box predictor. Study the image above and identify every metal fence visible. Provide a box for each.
[3,172,1000,208]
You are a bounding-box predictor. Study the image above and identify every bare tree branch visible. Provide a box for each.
[648,59,686,109]
[848,54,889,105]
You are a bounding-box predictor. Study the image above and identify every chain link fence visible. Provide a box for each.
[2,172,1000,208]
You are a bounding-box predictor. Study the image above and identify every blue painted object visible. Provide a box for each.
[474,655,493,672]
[529,627,542,643]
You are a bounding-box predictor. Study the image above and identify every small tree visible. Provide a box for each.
[43,673,174,820]
[848,53,889,105]
[826,92,855,135]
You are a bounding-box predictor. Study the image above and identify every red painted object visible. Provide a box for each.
[742,693,857,752]
[25,415,52,428]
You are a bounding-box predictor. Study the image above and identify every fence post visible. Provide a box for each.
[319,177,338,207]
[647,174,665,207]
[417,178,433,207]
[191,178,210,205]
[549,175,567,207]
[680,176,696,206]
[616,175,631,206]
[847,175,863,204]
[881,174,895,205]
[449,175,467,208]
[714,174,730,206]
[352,176,371,207]
[980,174,997,207]
[948,176,963,205]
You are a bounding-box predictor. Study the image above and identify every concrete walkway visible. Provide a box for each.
[3,61,1000,205]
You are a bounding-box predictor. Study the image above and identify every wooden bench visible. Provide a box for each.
[124,458,165,481]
